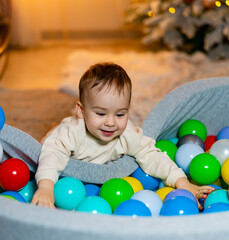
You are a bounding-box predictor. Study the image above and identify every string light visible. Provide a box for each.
[148,11,156,17]
[226,0,229,6]
[215,1,221,7]
[168,7,176,14]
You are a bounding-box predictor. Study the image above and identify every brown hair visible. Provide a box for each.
[79,62,132,102]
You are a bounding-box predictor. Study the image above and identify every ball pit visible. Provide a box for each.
[1,78,229,239]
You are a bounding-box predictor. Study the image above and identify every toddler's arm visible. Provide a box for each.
[175,177,214,210]
[31,179,55,208]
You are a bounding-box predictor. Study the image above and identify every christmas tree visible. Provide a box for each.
[125,0,229,59]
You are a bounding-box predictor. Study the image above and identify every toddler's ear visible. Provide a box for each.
[76,101,84,119]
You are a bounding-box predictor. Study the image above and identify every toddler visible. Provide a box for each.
[31,62,213,209]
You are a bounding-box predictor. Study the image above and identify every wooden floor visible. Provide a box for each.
[0,38,145,90]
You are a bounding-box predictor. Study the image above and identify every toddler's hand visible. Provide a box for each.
[31,179,55,209]
[175,177,214,210]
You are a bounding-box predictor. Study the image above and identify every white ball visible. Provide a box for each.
[0,143,3,161]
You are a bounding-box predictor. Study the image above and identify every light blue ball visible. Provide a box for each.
[54,177,86,210]
[1,191,26,202]
[131,167,161,190]
[203,202,229,214]
[114,199,152,217]
[204,189,229,208]
[175,143,204,174]
[77,196,112,215]
[0,106,5,130]
[18,181,37,202]
[160,196,199,216]
[131,190,163,216]
[217,126,229,140]
[84,184,100,197]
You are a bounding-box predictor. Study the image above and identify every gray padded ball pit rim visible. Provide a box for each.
[0,125,138,184]
[1,77,229,240]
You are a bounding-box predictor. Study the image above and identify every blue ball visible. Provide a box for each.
[164,189,198,206]
[1,191,26,202]
[77,196,112,215]
[18,181,37,202]
[0,106,5,130]
[131,190,163,216]
[217,126,229,140]
[203,202,229,214]
[84,184,100,197]
[160,196,199,216]
[175,143,204,174]
[131,167,161,190]
[54,177,86,210]
[114,199,152,217]
[168,137,179,145]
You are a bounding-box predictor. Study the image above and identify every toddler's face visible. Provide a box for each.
[79,84,130,142]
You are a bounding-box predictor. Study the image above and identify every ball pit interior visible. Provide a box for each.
[1,77,229,240]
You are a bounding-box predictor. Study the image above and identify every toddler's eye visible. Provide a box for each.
[96,112,105,116]
[116,113,125,117]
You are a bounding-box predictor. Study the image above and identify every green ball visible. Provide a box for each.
[99,178,134,212]
[189,153,221,185]
[155,140,178,161]
[178,119,207,142]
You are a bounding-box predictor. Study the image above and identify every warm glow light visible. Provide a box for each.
[148,11,156,17]
[226,0,229,6]
[215,0,221,6]
[169,7,176,14]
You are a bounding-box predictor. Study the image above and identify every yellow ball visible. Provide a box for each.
[156,187,174,202]
[221,158,229,185]
[122,176,143,193]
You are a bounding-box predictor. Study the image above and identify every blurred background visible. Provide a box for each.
[1,0,229,141]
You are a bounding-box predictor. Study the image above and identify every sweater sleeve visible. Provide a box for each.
[122,121,187,187]
[35,117,79,184]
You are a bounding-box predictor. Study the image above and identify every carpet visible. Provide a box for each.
[60,49,229,126]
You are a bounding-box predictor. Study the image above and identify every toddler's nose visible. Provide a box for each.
[105,116,115,126]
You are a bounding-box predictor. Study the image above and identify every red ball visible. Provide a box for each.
[204,135,217,152]
[0,158,30,191]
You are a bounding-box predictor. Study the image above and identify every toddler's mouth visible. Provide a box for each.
[100,129,116,136]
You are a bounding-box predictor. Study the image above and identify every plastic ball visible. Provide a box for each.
[164,189,198,206]
[0,143,3,161]
[131,190,163,216]
[189,153,221,185]
[204,135,217,152]
[217,126,229,140]
[168,137,179,145]
[175,143,204,174]
[122,176,143,193]
[177,134,205,150]
[204,189,229,208]
[99,178,134,212]
[114,199,152,217]
[160,196,199,216]
[1,195,17,200]
[156,187,174,202]
[77,196,112,215]
[18,181,37,202]
[209,139,229,165]
[1,191,25,202]
[131,167,161,190]
[178,119,207,142]
[54,177,86,210]
[203,202,229,214]
[199,184,222,207]
[155,139,177,161]
[0,106,5,130]
[221,158,229,185]
[84,184,100,197]
[0,158,30,191]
